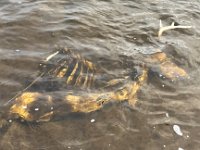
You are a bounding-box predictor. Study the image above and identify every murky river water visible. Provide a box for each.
[0,0,200,150]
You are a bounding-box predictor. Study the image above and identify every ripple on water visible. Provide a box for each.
[0,0,200,149]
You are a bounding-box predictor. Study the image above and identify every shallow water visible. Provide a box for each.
[0,0,200,150]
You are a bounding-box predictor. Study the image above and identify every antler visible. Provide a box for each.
[158,20,192,37]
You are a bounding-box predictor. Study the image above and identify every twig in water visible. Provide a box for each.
[4,72,45,106]
[158,20,192,37]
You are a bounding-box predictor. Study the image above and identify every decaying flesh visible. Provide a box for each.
[5,48,187,123]
[146,51,188,79]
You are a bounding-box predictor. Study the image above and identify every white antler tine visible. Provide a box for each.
[159,19,163,28]
[158,21,192,38]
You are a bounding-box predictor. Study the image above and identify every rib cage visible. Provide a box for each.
[39,48,98,90]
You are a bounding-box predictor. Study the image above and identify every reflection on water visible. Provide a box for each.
[0,0,200,149]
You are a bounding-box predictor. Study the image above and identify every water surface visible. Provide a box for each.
[0,0,200,150]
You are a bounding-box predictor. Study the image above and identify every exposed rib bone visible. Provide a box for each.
[158,20,192,37]
[45,51,59,62]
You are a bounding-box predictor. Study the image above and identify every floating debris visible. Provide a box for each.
[15,49,20,52]
[173,125,183,136]
[90,119,95,123]
[22,105,27,109]
[165,113,169,118]
[34,108,39,111]
[178,147,184,150]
